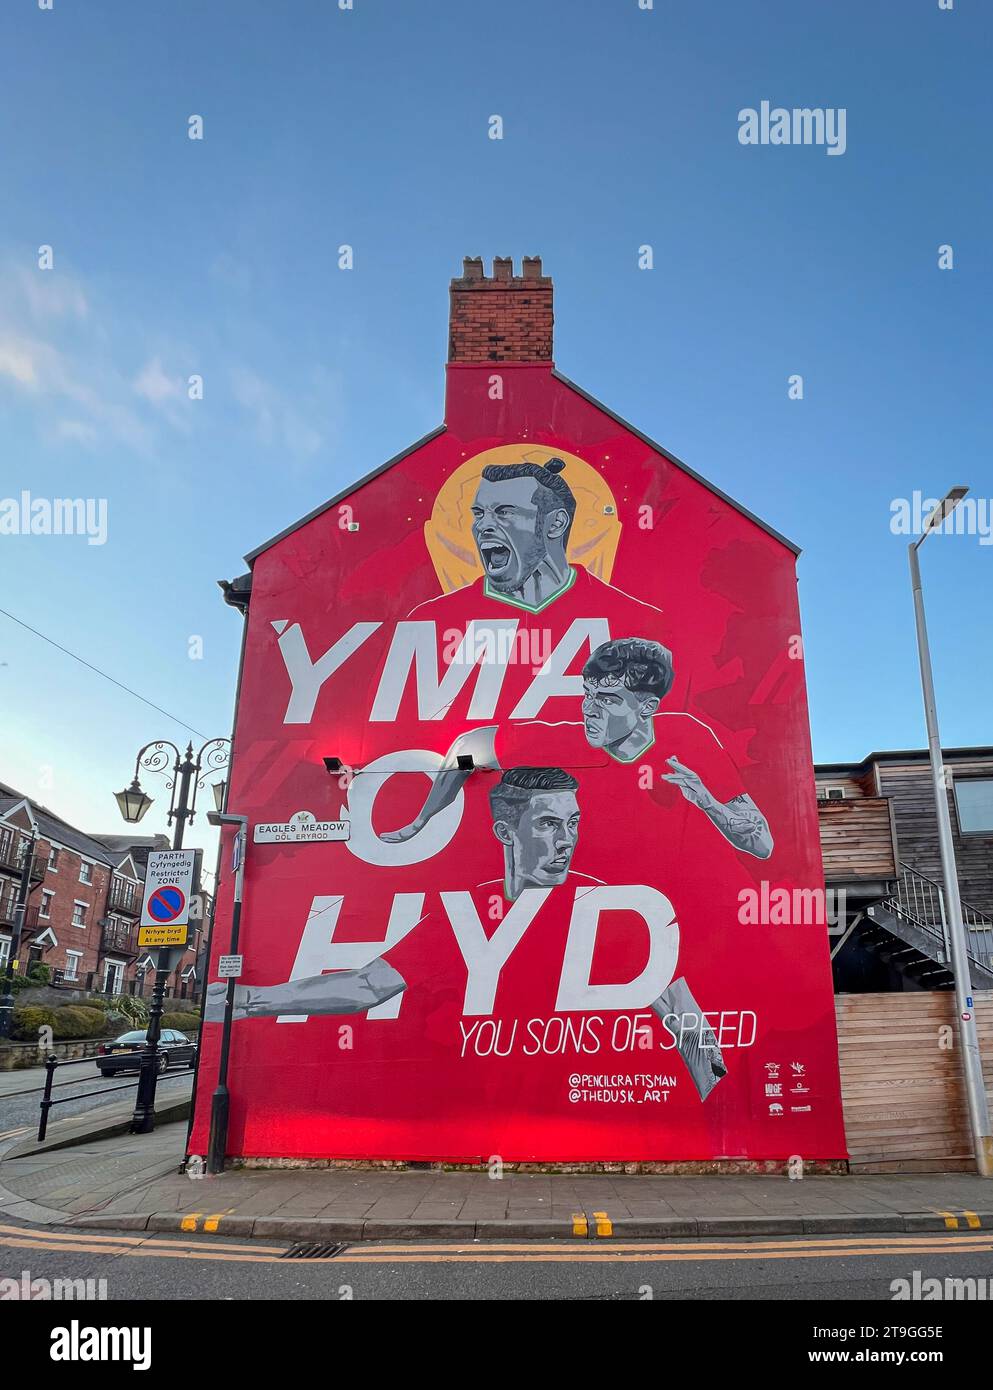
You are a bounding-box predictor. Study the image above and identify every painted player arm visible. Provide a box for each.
[204,957,406,1022]
[379,726,499,843]
[660,757,774,859]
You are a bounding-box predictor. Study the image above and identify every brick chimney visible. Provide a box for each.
[449,256,553,364]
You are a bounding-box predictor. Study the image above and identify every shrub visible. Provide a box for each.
[26,962,52,985]
[161,1012,200,1034]
[10,1005,57,1041]
[51,1006,107,1040]
[83,995,111,1011]
[109,995,149,1027]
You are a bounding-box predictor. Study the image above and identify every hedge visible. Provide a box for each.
[51,1007,108,1040]
[10,1005,58,1040]
[161,1012,200,1034]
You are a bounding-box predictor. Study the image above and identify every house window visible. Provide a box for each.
[80,861,92,885]
[0,938,9,968]
[71,901,88,928]
[954,778,993,835]
[64,950,82,981]
[39,890,55,919]
[48,847,59,872]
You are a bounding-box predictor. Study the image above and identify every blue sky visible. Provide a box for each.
[0,0,990,853]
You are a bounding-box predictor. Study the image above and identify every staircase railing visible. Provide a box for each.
[883,862,993,974]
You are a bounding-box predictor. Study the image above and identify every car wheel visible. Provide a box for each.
[157,1054,168,1073]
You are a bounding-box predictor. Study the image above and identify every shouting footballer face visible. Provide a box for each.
[471,475,565,595]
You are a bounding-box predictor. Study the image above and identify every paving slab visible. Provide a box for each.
[4,1116,993,1243]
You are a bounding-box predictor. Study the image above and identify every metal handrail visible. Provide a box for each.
[883,861,993,972]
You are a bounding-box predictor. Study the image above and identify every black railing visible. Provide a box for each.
[0,884,18,925]
[36,1053,148,1142]
[100,922,138,956]
[0,842,45,882]
[108,880,140,916]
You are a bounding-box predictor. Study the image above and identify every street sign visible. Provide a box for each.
[139,849,198,948]
[218,954,244,978]
[138,924,190,948]
[253,809,350,844]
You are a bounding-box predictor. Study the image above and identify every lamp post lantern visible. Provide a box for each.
[909,486,993,1178]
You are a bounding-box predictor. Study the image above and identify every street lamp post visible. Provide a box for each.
[909,486,993,1178]
[116,738,229,1135]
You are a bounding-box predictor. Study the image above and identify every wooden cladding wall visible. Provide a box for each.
[837,991,993,1172]
[877,758,993,917]
[815,770,876,799]
[818,796,897,882]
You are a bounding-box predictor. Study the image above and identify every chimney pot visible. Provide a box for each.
[449,255,553,364]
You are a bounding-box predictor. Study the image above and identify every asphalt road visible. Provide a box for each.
[0,1062,193,1141]
[1,1222,992,1303]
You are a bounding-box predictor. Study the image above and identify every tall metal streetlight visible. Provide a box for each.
[909,486,992,1178]
[114,738,230,1133]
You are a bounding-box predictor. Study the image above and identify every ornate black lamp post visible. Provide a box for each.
[114,738,229,1133]
[115,738,230,851]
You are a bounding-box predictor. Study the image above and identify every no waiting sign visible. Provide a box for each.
[140,849,198,930]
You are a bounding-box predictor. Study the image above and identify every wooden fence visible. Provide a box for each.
[836,991,993,1172]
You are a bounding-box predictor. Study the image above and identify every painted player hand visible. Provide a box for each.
[660,756,710,808]
[662,756,774,860]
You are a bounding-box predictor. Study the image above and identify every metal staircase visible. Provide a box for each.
[861,862,993,991]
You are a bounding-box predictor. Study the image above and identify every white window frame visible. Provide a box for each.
[103,958,125,994]
[39,890,55,919]
[71,900,88,928]
[48,847,59,872]
[64,949,83,981]
[79,860,93,885]
[0,937,10,968]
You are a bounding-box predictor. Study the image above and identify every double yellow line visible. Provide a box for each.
[1,1222,991,1267]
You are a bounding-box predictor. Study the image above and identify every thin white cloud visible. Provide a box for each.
[230,364,326,458]
[133,356,181,405]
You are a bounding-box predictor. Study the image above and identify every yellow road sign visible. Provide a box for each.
[138,924,190,948]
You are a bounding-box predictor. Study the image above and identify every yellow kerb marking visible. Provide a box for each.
[180,1214,201,1232]
[204,1215,225,1233]
[593,1211,612,1238]
[963,1211,981,1230]
[572,1213,588,1237]
[938,1210,959,1229]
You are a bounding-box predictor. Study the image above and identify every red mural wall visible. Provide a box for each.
[190,270,846,1164]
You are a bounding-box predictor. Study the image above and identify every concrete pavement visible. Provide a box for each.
[2,1118,992,1242]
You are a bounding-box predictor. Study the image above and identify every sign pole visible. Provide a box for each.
[207,815,248,1174]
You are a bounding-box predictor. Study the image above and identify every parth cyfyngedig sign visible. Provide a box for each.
[139,849,197,947]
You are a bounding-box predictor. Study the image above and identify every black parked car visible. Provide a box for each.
[96,1029,197,1077]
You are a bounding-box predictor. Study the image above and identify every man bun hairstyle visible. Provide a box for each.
[583,638,675,702]
[479,456,577,541]
[489,765,579,827]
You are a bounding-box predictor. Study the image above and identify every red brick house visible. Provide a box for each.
[0,786,134,990]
